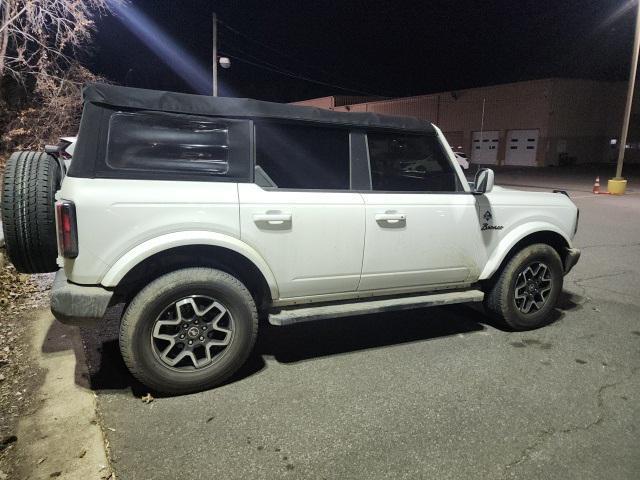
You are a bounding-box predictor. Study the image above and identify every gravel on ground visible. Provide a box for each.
[0,248,53,478]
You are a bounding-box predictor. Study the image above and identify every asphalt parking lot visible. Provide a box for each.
[81,169,640,480]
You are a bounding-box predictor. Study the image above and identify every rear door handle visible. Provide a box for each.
[375,213,406,222]
[253,213,292,224]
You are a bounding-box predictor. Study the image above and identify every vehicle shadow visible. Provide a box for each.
[74,291,583,396]
[257,304,487,364]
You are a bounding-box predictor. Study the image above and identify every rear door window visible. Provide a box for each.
[254,122,350,189]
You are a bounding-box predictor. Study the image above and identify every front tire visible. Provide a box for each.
[119,268,258,395]
[483,244,563,330]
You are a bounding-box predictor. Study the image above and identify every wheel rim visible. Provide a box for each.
[514,262,553,314]
[150,295,234,371]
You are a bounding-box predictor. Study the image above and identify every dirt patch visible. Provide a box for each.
[0,248,53,477]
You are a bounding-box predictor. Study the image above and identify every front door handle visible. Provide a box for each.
[253,213,292,224]
[375,213,406,222]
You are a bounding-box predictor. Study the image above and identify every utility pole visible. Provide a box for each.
[615,0,640,180]
[479,97,485,164]
[212,12,218,97]
[479,97,486,141]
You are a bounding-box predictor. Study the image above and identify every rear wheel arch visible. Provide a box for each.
[112,244,275,311]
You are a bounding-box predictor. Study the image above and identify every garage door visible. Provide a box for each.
[505,129,539,166]
[471,131,499,165]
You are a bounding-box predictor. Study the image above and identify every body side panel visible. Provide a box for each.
[238,183,366,298]
[359,192,485,290]
[58,177,242,284]
[100,230,279,298]
[475,187,577,279]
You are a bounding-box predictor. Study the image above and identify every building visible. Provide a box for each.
[292,78,637,167]
[291,95,384,110]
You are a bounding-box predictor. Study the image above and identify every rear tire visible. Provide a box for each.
[119,268,258,395]
[1,151,61,273]
[483,243,563,330]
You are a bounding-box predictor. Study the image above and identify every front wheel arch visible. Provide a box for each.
[482,230,570,283]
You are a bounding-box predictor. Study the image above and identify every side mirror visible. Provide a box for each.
[473,168,494,194]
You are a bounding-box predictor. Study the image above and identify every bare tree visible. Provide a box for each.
[0,1,119,168]
[0,0,116,89]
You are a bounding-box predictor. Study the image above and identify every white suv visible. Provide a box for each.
[1,84,580,394]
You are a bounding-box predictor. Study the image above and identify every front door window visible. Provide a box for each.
[367,132,461,192]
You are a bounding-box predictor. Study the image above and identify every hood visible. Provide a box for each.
[488,185,577,208]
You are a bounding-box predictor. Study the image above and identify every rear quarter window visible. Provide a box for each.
[104,111,251,181]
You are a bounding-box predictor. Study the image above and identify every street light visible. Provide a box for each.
[212,13,231,97]
[611,0,640,194]
[219,57,231,69]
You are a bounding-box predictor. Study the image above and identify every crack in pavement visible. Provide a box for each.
[571,271,634,284]
[587,285,640,302]
[578,242,640,250]
[564,281,590,301]
[569,270,639,303]
[564,271,631,300]
[501,366,639,478]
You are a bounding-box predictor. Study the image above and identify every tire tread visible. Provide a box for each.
[119,267,258,394]
[484,243,563,331]
[1,151,60,273]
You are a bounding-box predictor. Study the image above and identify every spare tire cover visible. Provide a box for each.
[1,151,62,273]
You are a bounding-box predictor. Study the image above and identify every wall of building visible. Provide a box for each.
[547,79,627,165]
[295,78,632,166]
[436,79,553,166]
[290,95,383,110]
[335,79,553,166]
[290,96,336,109]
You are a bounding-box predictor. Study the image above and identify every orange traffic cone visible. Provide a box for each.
[592,176,600,194]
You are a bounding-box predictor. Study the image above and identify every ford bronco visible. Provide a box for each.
[1,84,580,394]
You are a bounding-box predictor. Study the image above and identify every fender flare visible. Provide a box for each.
[479,222,571,280]
[100,231,279,299]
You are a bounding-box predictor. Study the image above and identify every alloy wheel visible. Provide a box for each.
[514,262,553,314]
[150,295,234,371]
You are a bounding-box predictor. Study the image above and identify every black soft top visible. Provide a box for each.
[82,83,435,133]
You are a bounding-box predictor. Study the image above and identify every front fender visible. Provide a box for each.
[100,230,279,299]
[479,222,572,280]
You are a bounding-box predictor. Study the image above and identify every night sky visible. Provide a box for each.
[90,0,637,102]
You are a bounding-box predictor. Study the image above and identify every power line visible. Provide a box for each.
[219,50,388,96]
[223,45,305,79]
[218,20,336,78]
[218,19,392,97]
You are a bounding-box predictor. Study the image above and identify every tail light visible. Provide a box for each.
[55,200,78,258]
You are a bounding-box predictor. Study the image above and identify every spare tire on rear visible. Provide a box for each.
[1,151,62,273]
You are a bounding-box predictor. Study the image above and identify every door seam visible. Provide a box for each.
[355,192,367,291]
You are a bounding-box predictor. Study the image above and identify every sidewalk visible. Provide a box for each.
[9,311,111,480]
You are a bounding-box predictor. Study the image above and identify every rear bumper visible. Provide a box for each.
[564,247,581,275]
[50,270,113,326]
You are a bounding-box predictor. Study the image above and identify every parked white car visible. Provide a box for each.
[454,151,469,169]
[1,84,580,394]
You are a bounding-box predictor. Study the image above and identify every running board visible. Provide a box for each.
[269,289,484,326]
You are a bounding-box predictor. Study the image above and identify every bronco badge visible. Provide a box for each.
[481,210,504,231]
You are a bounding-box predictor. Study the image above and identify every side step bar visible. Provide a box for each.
[269,289,484,326]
